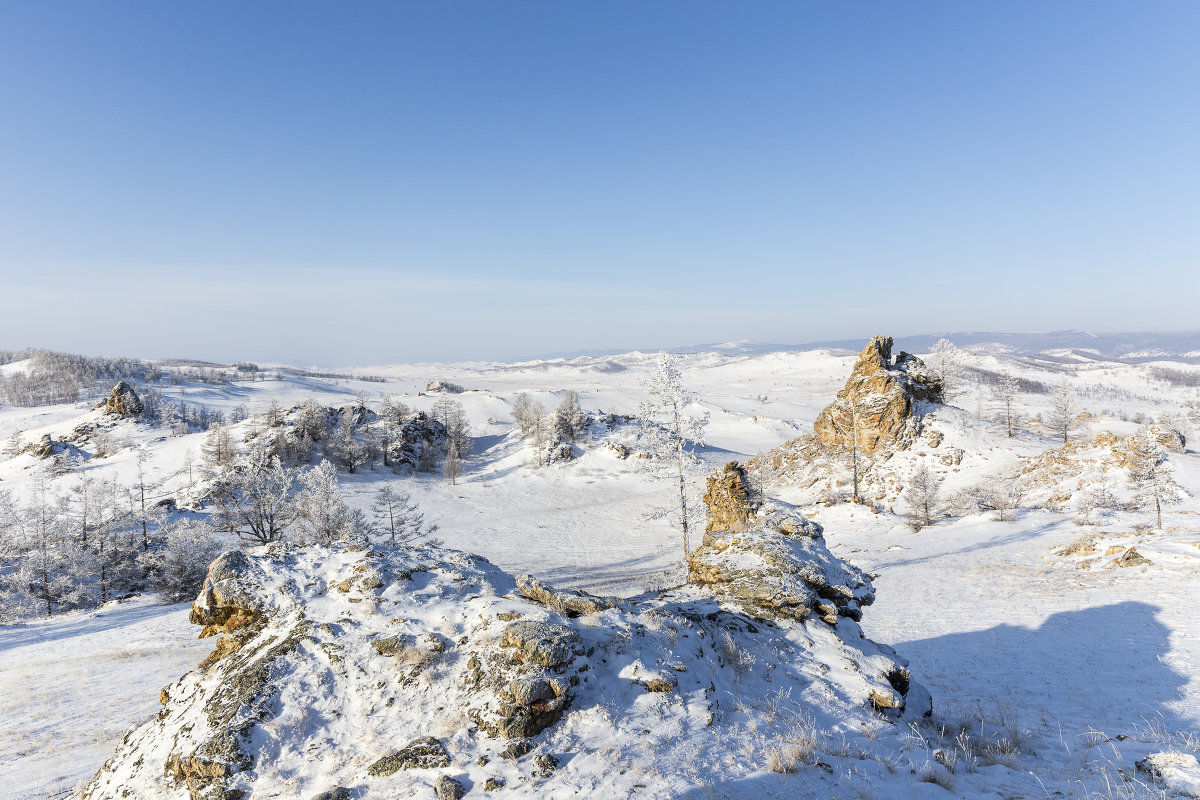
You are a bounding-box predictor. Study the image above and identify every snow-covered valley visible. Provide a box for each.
[2,337,1199,799]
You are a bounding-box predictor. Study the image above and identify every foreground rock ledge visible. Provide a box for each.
[81,515,929,800]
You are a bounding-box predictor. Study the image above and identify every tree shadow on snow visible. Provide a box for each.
[897,600,1192,740]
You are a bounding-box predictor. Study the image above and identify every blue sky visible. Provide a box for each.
[1,2,1197,364]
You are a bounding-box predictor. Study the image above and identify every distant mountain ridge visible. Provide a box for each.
[530,330,1200,363]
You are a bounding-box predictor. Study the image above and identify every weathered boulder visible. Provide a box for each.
[434,775,466,800]
[188,551,266,638]
[368,737,451,775]
[498,621,582,669]
[811,336,942,455]
[515,574,621,616]
[425,380,465,394]
[689,503,871,624]
[28,434,56,458]
[102,381,144,417]
[1112,547,1152,568]
[703,462,756,534]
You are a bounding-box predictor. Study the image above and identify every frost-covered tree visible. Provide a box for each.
[378,395,409,469]
[432,398,471,472]
[1127,430,1185,529]
[926,339,963,401]
[371,484,438,546]
[328,415,369,474]
[640,352,708,559]
[1045,378,1076,444]
[201,424,236,474]
[443,437,464,484]
[902,464,940,530]
[512,393,543,438]
[993,372,1021,438]
[293,461,370,546]
[554,390,588,444]
[2,430,24,459]
[140,519,223,602]
[210,449,299,545]
[826,397,866,502]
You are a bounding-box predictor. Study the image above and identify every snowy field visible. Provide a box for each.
[1,341,1199,798]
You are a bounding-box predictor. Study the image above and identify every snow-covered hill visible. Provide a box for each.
[1,338,1198,799]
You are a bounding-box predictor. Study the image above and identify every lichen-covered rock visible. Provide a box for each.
[811,336,942,455]
[82,534,928,799]
[688,503,871,624]
[703,462,756,534]
[498,621,582,669]
[27,434,56,458]
[189,551,266,638]
[515,575,620,617]
[368,737,451,775]
[434,774,466,800]
[103,381,144,417]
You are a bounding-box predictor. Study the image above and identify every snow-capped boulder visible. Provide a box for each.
[689,500,874,625]
[812,335,942,455]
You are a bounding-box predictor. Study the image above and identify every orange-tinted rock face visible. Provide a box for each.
[811,336,943,455]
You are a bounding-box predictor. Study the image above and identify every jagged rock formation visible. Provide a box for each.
[702,462,757,533]
[102,381,144,417]
[82,527,928,799]
[811,336,942,456]
[691,468,874,625]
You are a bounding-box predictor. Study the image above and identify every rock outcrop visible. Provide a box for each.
[702,462,757,533]
[102,381,144,417]
[811,336,942,455]
[690,491,874,626]
[83,531,928,799]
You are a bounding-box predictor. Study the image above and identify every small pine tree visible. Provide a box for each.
[1126,430,1184,529]
[554,390,588,444]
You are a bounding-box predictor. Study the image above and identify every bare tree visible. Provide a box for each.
[926,339,963,401]
[371,484,439,546]
[902,464,940,530]
[993,372,1021,437]
[640,352,708,560]
[210,449,299,545]
[1045,378,1076,444]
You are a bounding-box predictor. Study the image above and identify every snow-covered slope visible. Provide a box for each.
[1,340,1198,799]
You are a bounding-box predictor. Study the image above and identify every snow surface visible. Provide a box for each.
[1,344,1198,798]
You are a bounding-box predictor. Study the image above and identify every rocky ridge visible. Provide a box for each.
[81,512,927,799]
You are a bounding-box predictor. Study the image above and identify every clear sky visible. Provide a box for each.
[1,2,1197,365]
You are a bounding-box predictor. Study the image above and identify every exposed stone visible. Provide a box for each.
[367,737,451,775]
[28,434,56,459]
[483,777,505,791]
[515,575,620,617]
[1112,547,1151,568]
[644,677,675,693]
[532,753,559,778]
[309,788,351,800]
[703,462,756,534]
[189,551,264,638]
[425,380,465,394]
[434,774,466,800]
[811,336,943,456]
[372,635,410,656]
[1147,425,1186,453]
[498,621,581,669]
[103,381,144,417]
[500,740,533,761]
[688,504,871,624]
